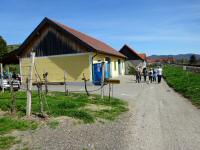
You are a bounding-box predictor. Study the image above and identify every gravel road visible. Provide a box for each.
[28,76,200,150]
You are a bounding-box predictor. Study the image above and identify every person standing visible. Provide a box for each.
[148,68,153,83]
[153,68,157,82]
[136,67,140,83]
[139,67,142,82]
[157,66,163,83]
[143,68,148,82]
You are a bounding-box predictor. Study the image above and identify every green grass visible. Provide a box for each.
[0,136,20,149]
[163,65,200,107]
[0,92,128,123]
[0,111,37,149]
[0,89,128,149]
[0,116,37,135]
[47,120,59,129]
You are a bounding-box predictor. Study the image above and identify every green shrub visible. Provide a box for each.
[128,66,136,75]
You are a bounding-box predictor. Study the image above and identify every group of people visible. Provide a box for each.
[136,66,163,84]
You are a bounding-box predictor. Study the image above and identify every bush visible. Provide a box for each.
[128,66,136,75]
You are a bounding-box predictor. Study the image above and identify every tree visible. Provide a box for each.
[128,66,136,75]
[189,55,197,65]
[0,36,8,61]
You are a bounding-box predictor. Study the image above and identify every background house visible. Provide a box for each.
[18,17,125,84]
[147,57,175,65]
[119,45,146,74]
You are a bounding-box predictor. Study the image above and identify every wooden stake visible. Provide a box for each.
[7,66,12,93]
[64,70,68,95]
[112,84,114,98]
[44,72,48,94]
[36,74,44,115]
[26,52,35,117]
[83,73,89,96]
[109,82,111,100]
[11,82,16,115]
[101,62,105,99]
[0,63,4,93]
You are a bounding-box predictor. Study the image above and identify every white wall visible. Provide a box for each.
[111,60,118,77]
[121,60,125,75]
[110,59,125,77]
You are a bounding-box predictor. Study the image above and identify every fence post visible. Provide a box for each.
[0,63,4,93]
[64,70,68,95]
[35,74,44,115]
[109,82,111,100]
[101,62,105,99]
[7,66,12,93]
[11,81,16,115]
[112,84,114,98]
[26,52,35,117]
[44,72,48,94]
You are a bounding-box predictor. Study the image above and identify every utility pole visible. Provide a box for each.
[26,52,35,117]
[0,63,4,93]
[101,62,105,99]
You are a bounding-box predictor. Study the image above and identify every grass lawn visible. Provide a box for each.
[163,65,200,107]
[0,91,128,123]
[0,116,37,135]
[0,136,20,149]
[0,116,37,149]
[47,120,59,129]
[0,91,128,149]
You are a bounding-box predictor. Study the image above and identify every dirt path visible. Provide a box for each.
[28,76,200,150]
[113,76,200,150]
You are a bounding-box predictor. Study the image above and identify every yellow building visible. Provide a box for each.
[18,17,125,83]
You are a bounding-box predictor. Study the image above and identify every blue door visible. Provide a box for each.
[93,62,111,85]
[105,63,110,79]
[93,63,102,85]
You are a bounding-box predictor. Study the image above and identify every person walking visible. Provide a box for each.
[157,66,163,83]
[143,67,148,82]
[139,67,142,82]
[153,68,157,82]
[136,67,141,83]
[148,68,153,83]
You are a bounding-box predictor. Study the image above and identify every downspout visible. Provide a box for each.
[91,52,98,82]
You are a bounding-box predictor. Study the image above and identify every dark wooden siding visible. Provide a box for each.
[34,31,81,57]
[25,26,88,57]
[120,48,141,60]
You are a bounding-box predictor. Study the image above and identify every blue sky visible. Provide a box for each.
[0,0,200,55]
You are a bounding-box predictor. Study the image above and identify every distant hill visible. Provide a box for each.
[7,44,20,52]
[148,54,200,60]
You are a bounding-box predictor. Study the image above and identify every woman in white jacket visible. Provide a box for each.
[157,66,163,83]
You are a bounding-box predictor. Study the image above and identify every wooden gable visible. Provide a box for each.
[20,22,89,58]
